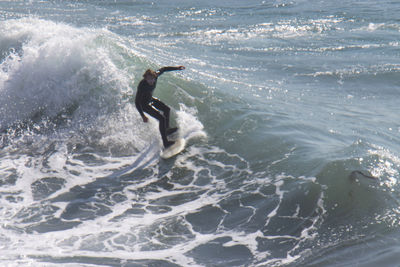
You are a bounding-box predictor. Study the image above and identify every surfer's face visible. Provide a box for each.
[145,75,156,85]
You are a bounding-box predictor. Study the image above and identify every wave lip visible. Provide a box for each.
[0,18,132,133]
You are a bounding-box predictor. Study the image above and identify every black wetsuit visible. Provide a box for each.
[135,67,181,147]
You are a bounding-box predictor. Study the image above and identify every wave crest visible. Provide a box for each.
[0,18,132,132]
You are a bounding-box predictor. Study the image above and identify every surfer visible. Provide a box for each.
[135,66,185,148]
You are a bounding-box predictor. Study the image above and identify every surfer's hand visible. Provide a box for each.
[142,116,149,123]
[177,66,185,70]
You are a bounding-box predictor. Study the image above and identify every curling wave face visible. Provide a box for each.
[0,19,130,131]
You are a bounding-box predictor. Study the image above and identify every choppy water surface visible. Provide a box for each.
[1,1,400,266]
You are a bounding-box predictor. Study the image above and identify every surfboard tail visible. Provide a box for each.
[160,138,186,159]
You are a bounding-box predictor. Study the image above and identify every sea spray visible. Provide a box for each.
[0,18,131,132]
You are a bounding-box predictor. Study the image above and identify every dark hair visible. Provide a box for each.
[143,69,157,78]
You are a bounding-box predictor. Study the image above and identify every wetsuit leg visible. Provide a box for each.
[150,98,171,129]
[151,99,178,135]
[142,104,171,147]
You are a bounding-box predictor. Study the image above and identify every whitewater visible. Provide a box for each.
[0,1,400,266]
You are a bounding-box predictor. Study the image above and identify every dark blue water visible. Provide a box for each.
[1,1,400,266]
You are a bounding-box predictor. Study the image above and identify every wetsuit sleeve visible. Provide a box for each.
[135,82,146,118]
[157,66,182,76]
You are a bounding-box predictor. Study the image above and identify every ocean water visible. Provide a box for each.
[0,0,400,266]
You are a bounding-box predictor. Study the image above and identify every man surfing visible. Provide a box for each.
[135,66,185,148]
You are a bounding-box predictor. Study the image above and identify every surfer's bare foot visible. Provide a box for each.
[166,127,178,135]
[164,141,175,148]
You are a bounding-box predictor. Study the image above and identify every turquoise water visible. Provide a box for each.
[1,1,400,266]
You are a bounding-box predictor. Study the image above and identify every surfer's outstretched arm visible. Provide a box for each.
[157,66,185,76]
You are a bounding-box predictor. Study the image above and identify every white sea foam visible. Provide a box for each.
[0,18,132,130]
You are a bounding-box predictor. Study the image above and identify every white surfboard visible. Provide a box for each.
[160,138,186,159]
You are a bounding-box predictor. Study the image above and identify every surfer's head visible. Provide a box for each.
[143,69,157,85]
